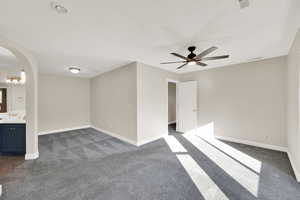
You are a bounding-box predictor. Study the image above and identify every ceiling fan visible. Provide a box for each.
[161,46,230,70]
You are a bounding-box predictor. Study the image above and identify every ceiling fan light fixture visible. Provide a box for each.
[162,46,229,70]
[188,61,197,66]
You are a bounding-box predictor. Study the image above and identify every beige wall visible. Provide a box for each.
[38,75,90,133]
[137,63,179,144]
[90,62,138,144]
[181,57,287,148]
[168,82,176,123]
[287,30,300,181]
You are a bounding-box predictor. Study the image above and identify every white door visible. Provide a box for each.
[177,81,197,132]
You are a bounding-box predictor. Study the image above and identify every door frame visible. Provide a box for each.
[176,81,198,133]
[0,36,39,160]
[167,79,179,132]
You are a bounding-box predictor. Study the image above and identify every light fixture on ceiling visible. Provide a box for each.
[69,67,80,74]
[6,77,21,84]
[187,61,197,66]
[161,46,230,70]
[51,2,68,14]
[239,0,250,9]
[6,69,26,84]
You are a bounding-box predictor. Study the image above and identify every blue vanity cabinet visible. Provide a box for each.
[0,124,26,154]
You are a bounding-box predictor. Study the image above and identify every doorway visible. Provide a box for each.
[168,80,198,134]
[0,47,27,156]
[168,81,178,135]
[0,37,39,160]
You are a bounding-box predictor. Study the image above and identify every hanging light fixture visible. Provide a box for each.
[6,77,21,84]
[6,69,26,84]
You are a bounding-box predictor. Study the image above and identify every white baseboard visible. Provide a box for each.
[214,135,288,152]
[91,126,138,146]
[25,152,39,160]
[287,151,300,182]
[214,135,300,182]
[168,121,176,125]
[38,125,91,136]
[137,134,168,146]
[91,126,166,147]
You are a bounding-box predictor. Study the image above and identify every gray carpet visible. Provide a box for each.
[1,127,300,200]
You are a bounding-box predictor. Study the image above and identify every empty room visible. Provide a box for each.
[0,0,300,199]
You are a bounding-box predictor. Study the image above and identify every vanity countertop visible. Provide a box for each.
[0,118,26,124]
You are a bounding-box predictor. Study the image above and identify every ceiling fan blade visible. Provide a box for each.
[176,63,188,70]
[196,46,218,59]
[160,61,187,64]
[201,55,230,61]
[196,62,207,67]
[171,53,189,61]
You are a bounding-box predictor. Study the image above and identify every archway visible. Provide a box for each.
[0,35,39,159]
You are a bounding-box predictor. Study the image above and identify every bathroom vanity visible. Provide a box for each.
[0,119,26,155]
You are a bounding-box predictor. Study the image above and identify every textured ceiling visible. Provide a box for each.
[0,46,19,70]
[0,46,21,83]
[0,0,299,77]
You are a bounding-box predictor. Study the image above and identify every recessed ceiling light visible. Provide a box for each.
[51,2,68,14]
[68,67,80,74]
[239,0,250,9]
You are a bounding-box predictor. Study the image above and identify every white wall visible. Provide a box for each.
[168,82,176,123]
[181,57,287,148]
[287,30,300,181]
[38,74,90,133]
[137,63,179,145]
[9,84,25,112]
[90,62,138,144]
[90,62,179,145]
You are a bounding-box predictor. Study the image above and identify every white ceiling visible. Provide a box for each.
[0,46,21,83]
[0,46,18,68]
[0,0,299,77]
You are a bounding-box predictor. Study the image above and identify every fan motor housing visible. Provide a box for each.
[188,46,197,59]
[188,46,196,52]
